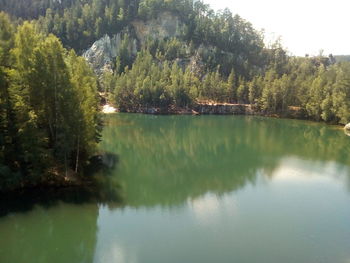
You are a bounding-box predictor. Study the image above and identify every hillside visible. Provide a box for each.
[1,0,349,124]
[0,0,350,192]
[1,0,269,79]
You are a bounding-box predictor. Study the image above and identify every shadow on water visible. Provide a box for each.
[0,152,123,218]
[0,114,350,263]
[1,114,350,216]
[85,152,119,175]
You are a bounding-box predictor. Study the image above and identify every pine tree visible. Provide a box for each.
[226,69,236,103]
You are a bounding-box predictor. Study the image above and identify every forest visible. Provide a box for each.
[0,12,100,191]
[0,0,350,191]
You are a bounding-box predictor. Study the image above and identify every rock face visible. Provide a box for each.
[83,12,185,75]
[83,34,137,75]
[118,103,256,116]
[132,12,184,45]
[194,104,255,115]
[174,53,206,77]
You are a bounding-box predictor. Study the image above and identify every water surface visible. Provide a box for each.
[1,114,350,263]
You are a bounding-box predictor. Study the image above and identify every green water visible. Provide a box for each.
[1,114,350,263]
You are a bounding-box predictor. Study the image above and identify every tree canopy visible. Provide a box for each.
[0,13,100,191]
[0,0,349,191]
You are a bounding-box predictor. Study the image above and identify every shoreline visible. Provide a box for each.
[2,105,346,195]
[0,171,90,196]
[112,104,350,131]
[113,103,307,120]
[0,152,117,196]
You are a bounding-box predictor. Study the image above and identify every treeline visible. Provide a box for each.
[1,0,349,194]
[0,13,100,191]
[2,0,348,125]
[112,50,196,111]
[110,49,237,110]
[107,47,350,124]
[250,57,350,124]
[0,0,75,19]
[1,0,140,50]
[1,0,266,78]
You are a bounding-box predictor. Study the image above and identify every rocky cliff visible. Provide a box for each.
[83,12,184,75]
[131,12,184,45]
[83,34,137,75]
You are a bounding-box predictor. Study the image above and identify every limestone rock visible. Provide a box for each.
[83,12,184,75]
[132,12,184,45]
[83,34,137,75]
[83,12,192,75]
[194,103,255,115]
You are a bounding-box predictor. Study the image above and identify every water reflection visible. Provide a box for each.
[0,203,98,263]
[273,157,350,184]
[1,114,350,263]
[100,114,350,208]
[0,151,122,218]
[189,193,238,226]
[93,156,350,263]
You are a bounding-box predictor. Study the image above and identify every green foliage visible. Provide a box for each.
[0,0,267,78]
[114,49,197,110]
[1,0,350,190]
[112,44,350,126]
[115,34,134,74]
[0,17,100,191]
[0,12,19,189]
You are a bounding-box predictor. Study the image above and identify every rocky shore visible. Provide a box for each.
[115,103,305,119]
[194,103,255,115]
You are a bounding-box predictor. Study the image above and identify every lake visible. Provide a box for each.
[1,114,350,263]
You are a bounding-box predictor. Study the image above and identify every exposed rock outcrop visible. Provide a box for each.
[132,12,184,45]
[83,34,137,75]
[118,103,257,116]
[194,103,255,115]
[83,12,185,75]
[174,53,206,77]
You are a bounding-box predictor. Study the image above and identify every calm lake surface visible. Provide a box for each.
[1,114,350,263]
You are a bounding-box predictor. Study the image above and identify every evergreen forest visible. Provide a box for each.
[0,0,349,191]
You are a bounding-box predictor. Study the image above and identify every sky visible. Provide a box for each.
[203,0,350,56]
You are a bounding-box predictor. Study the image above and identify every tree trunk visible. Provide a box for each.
[75,136,80,173]
[64,151,68,177]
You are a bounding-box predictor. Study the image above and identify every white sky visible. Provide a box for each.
[203,0,350,56]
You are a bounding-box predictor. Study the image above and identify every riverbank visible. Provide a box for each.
[114,103,350,133]
[0,167,87,195]
[0,151,117,195]
[116,102,306,120]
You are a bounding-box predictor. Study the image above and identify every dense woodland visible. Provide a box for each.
[0,12,100,191]
[111,47,350,126]
[0,0,350,191]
